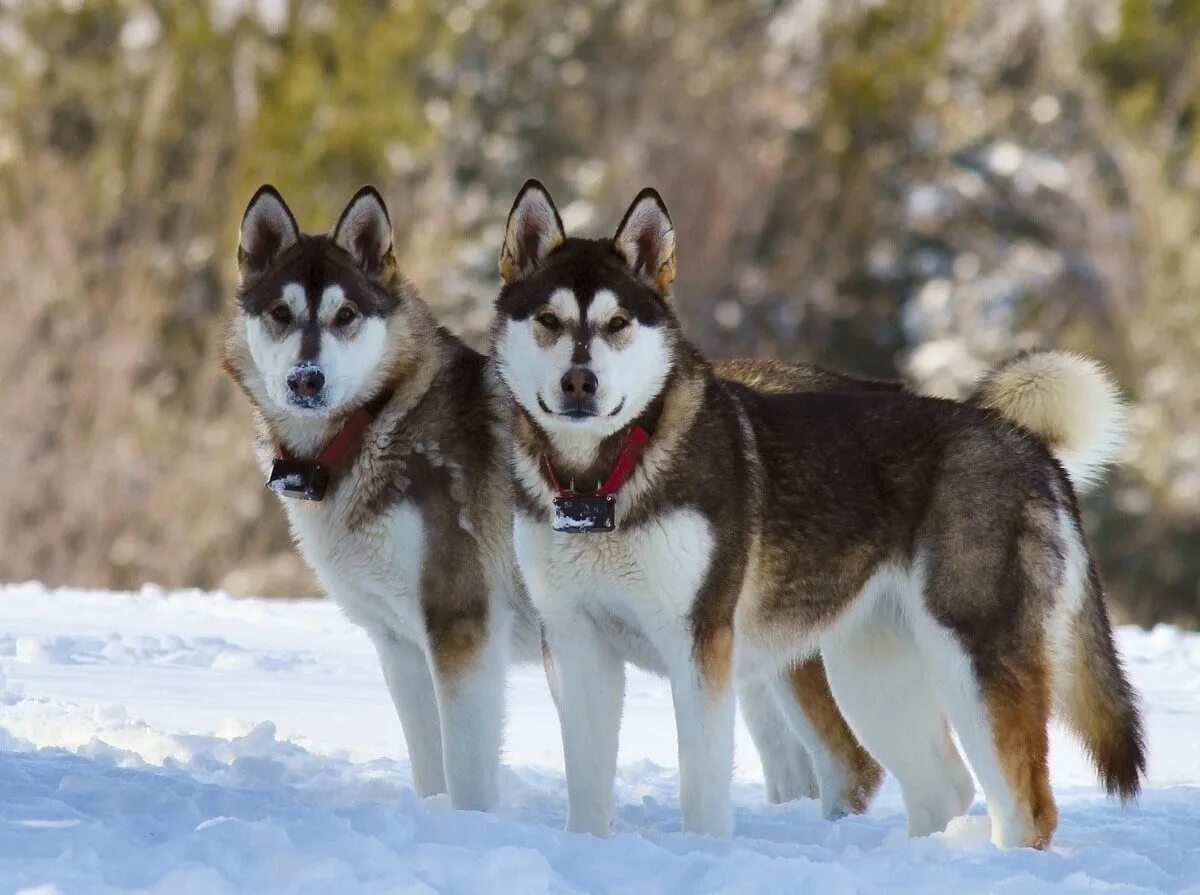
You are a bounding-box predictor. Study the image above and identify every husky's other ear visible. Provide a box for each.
[613,188,676,296]
[500,179,565,283]
[332,186,395,276]
[239,185,299,277]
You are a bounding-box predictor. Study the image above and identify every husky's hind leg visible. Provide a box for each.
[908,557,1058,849]
[821,604,975,837]
[755,658,884,818]
[787,657,885,815]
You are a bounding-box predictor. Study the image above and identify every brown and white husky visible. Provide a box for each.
[490,180,1145,847]
[222,184,886,820]
[223,185,539,810]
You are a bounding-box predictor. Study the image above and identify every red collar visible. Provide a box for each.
[542,424,652,498]
[276,405,374,463]
[276,403,383,467]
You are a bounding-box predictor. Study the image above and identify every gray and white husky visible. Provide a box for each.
[490,180,1145,847]
[222,184,886,819]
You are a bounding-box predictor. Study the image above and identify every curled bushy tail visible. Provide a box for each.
[971,351,1126,493]
[1057,564,1147,801]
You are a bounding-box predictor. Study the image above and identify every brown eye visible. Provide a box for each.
[606,314,631,335]
[535,310,561,331]
[269,303,292,325]
[334,306,358,327]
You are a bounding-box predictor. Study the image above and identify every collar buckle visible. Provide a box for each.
[267,458,331,501]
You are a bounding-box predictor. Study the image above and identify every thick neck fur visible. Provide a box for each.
[517,342,710,500]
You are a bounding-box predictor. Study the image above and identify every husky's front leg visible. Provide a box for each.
[369,630,447,798]
[543,613,626,836]
[430,612,509,812]
[669,629,736,836]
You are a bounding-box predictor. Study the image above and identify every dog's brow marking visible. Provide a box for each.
[547,288,579,323]
[319,285,347,323]
[281,282,309,319]
[586,289,620,323]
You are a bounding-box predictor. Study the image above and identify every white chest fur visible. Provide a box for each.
[284,493,427,644]
[514,508,714,669]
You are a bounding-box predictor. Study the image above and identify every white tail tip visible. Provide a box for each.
[972,351,1126,493]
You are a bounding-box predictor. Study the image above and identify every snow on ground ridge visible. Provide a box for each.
[0,582,1198,894]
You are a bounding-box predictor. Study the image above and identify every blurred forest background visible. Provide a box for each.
[0,0,1197,625]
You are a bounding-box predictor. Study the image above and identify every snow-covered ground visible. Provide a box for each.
[0,583,1197,894]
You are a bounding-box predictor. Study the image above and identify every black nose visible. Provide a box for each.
[560,368,598,400]
[287,365,325,398]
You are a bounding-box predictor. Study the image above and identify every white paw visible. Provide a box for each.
[448,782,498,813]
[566,810,614,837]
[823,799,851,822]
[907,806,945,838]
[763,756,818,804]
[682,809,734,837]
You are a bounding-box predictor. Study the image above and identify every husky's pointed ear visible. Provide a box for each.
[239,185,299,277]
[613,188,676,296]
[332,186,395,276]
[500,179,565,283]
